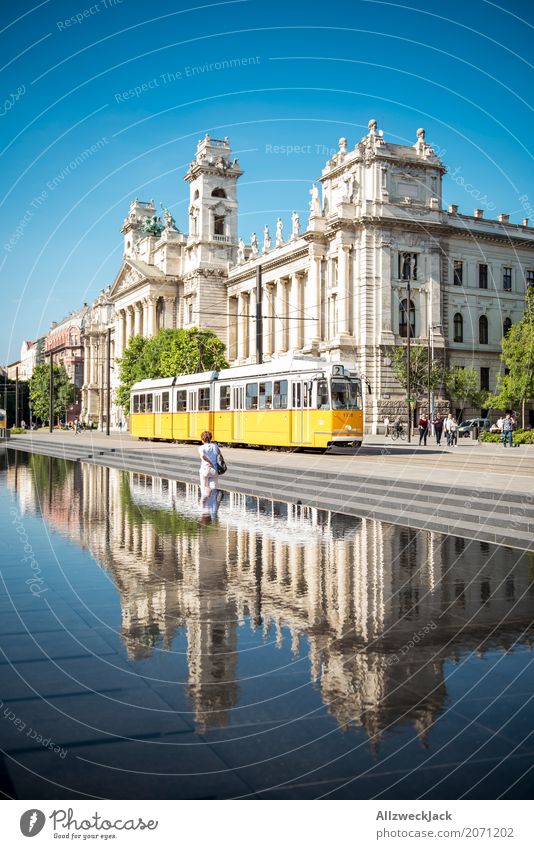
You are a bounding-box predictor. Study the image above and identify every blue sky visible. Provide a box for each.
[1,0,532,363]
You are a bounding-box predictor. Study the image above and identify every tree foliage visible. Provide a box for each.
[392,345,444,403]
[117,328,228,413]
[29,363,73,424]
[445,366,489,412]
[489,286,534,427]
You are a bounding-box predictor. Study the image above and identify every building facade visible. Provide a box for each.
[76,121,534,430]
[19,338,45,381]
[227,121,534,430]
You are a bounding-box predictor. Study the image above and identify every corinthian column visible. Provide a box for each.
[147,296,157,337]
[125,306,134,341]
[337,244,350,335]
[289,273,302,350]
[115,310,125,359]
[134,302,142,336]
[304,248,322,348]
[274,278,286,353]
[237,292,247,361]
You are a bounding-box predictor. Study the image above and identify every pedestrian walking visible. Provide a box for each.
[501,412,515,447]
[384,416,390,437]
[449,416,458,446]
[418,414,429,446]
[433,414,444,446]
[198,430,221,508]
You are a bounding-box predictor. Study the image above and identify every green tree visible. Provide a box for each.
[116,328,228,414]
[489,288,534,428]
[444,366,489,415]
[115,335,149,413]
[392,345,444,408]
[29,363,74,425]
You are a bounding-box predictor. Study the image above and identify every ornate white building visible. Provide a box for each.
[81,122,534,430]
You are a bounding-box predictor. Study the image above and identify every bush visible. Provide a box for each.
[480,429,534,444]
[10,427,27,435]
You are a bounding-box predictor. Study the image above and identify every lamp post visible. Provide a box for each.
[406,278,411,443]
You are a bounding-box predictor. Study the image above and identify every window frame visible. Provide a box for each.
[176,390,187,412]
[245,382,259,410]
[162,391,169,413]
[259,381,273,410]
[198,387,210,411]
[503,266,512,292]
[399,298,416,338]
[273,379,288,410]
[479,314,489,345]
[453,260,463,286]
[478,263,488,289]
[453,312,464,343]
[219,385,231,410]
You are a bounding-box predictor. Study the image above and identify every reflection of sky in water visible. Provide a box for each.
[2,449,534,800]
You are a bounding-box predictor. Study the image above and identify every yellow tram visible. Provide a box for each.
[130,357,367,450]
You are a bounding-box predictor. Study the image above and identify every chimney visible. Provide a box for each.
[474,209,484,218]
[522,217,529,227]
[448,204,458,215]
[498,213,510,223]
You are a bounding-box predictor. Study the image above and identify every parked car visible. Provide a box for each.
[457,417,491,437]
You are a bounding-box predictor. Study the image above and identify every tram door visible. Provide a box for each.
[232,385,244,441]
[187,389,198,439]
[291,382,303,443]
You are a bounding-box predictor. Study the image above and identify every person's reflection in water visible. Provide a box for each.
[199,487,223,525]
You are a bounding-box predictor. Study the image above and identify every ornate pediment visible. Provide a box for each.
[110,261,147,299]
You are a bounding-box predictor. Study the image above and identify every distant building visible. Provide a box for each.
[6,361,21,381]
[19,338,45,381]
[45,305,89,421]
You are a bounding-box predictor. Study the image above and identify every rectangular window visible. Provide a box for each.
[273,379,288,409]
[527,270,534,287]
[453,260,463,286]
[303,380,312,408]
[188,302,194,324]
[198,387,210,411]
[162,391,169,413]
[503,267,512,291]
[214,215,225,236]
[317,379,330,409]
[139,393,146,413]
[176,390,187,412]
[133,395,139,413]
[480,367,490,391]
[399,252,417,280]
[146,393,153,412]
[259,381,273,409]
[478,264,488,289]
[219,385,231,410]
[245,382,258,410]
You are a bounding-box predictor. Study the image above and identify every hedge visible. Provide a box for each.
[480,429,534,444]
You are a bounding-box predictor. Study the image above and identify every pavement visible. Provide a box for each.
[6,430,534,550]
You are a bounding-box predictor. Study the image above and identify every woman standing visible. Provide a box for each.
[418,413,429,446]
[198,430,220,508]
[433,414,444,446]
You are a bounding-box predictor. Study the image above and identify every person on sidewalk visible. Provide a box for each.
[384,416,390,437]
[433,414,444,446]
[449,416,458,446]
[418,414,429,446]
[198,430,220,509]
[444,413,453,446]
[501,412,515,447]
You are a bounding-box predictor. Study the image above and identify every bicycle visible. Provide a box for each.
[391,425,407,441]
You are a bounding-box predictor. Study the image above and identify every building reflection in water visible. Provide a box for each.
[5,450,534,742]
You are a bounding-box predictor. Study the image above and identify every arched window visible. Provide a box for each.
[211,187,226,198]
[399,299,415,338]
[503,317,512,336]
[453,313,463,342]
[479,314,489,345]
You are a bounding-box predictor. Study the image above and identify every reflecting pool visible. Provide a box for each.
[1,449,533,799]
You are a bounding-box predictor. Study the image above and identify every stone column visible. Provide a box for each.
[147,296,157,337]
[115,310,125,359]
[142,299,149,337]
[274,278,286,353]
[89,339,96,384]
[237,292,247,361]
[163,296,175,329]
[125,306,134,341]
[304,248,322,347]
[337,244,350,335]
[263,284,273,356]
[82,339,89,386]
[289,273,302,350]
[249,288,256,362]
[134,302,142,336]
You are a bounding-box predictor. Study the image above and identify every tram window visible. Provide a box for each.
[162,392,169,412]
[154,395,160,413]
[246,382,258,410]
[317,379,329,409]
[331,378,360,410]
[303,381,312,408]
[139,394,146,413]
[176,390,187,412]
[259,381,273,409]
[219,385,231,410]
[273,379,288,409]
[199,387,210,411]
[133,395,139,413]
[292,382,302,408]
[146,394,153,412]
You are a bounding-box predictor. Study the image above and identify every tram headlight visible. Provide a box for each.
[345,425,352,431]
